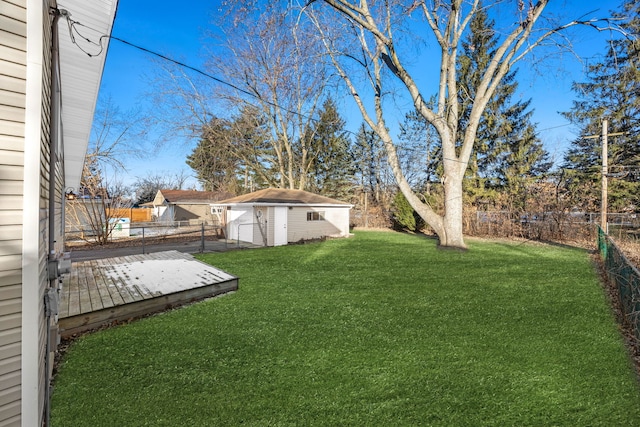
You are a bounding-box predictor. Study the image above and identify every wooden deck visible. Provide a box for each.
[59,250,238,337]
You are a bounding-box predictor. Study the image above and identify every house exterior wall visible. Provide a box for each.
[173,204,217,223]
[226,207,254,243]
[156,205,173,223]
[254,207,268,246]
[0,1,29,424]
[0,0,59,424]
[265,207,274,246]
[23,0,57,425]
[224,203,351,247]
[286,206,350,243]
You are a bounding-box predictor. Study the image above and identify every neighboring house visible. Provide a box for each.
[0,1,118,425]
[151,189,232,224]
[215,188,353,247]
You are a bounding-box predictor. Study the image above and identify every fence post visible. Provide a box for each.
[200,222,205,253]
[142,227,145,254]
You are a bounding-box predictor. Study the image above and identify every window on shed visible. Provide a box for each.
[307,211,325,221]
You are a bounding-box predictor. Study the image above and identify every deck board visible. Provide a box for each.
[67,264,80,317]
[91,259,116,309]
[78,265,92,315]
[59,250,238,337]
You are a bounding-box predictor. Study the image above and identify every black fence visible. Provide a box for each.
[65,221,259,255]
[598,226,640,340]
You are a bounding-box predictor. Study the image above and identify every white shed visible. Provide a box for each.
[215,188,353,247]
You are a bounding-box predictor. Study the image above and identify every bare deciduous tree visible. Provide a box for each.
[66,99,147,244]
[300,0,619,248]
[152,4,335,190]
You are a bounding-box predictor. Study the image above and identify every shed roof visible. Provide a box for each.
[217,188,351,206]
[158,189,233,204]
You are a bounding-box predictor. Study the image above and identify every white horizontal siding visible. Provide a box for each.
[0,295,19,315]
[0,105,23,123]
[0,165,22,181]
[287,207,350,242]
[0,341,18,366]
[0,315,20,340]
[0,48,25,71]
[0,210,22,229]
[0,73,25,93]
[0,136,24,153]
[0,0,25,420]
[0,241,21,259]
[0,253,21,269]
[0,226,21,241]
[0,197,22,210]
[0,117,23,137]
[0,150,22,167]
[0,0,26,21]
[0,181,22,196]
[0,90,24,109]
[0,59,26,81]
[0,384,20,412]
[0,399,20,426]
[0,28,26,53]
[0,270,20,287]
[0,15,25,38]
[0,284,18,301]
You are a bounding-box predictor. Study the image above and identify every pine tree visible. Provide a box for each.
[397,100,441,193]
[457,1,550,211]
[304,98,354,199]
[187,106,273,193]
[186,118,240,193]
[562,0,640,212]
[353,123,390,205]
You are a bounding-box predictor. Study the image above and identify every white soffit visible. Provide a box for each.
[57,0,118,190]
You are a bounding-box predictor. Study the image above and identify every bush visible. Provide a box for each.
[391,191,424,231]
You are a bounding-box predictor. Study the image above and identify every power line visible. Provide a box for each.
[59,9,310,119]
[56,7,595,173]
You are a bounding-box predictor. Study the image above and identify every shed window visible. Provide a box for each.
[307,211,325,221]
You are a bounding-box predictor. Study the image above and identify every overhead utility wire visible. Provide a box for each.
[58,8,573,170]
[60,10,304,118]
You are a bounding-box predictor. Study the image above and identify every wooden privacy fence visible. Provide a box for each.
[598,226,640,340]
[106,207,152,222]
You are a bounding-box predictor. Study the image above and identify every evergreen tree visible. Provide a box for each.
[457,1,550,211]
[305,98,354,200]
[562,0,640,212]
[187,106,273,193]
[499,125,552,212]
[390,191,426,232]
[353,123,391,205]
[397,100,441,193]
[187,118,240,193]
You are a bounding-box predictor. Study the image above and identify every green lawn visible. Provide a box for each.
[51,231,640,426]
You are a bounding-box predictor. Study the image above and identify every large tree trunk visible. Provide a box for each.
[441,172,466,248]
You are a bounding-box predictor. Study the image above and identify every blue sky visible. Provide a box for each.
[93,0,622,189]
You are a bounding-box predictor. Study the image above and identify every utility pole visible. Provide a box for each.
[585,119,626,233]
[601,119,608,233]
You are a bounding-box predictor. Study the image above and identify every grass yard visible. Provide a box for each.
[51,231,640,426]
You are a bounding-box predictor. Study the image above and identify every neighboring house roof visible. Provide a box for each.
[59,1,119,190]
[156,189,233,205]
[217,188,352,206]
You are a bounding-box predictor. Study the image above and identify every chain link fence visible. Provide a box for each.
[65,221,260,255]
[598,226,640,340]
